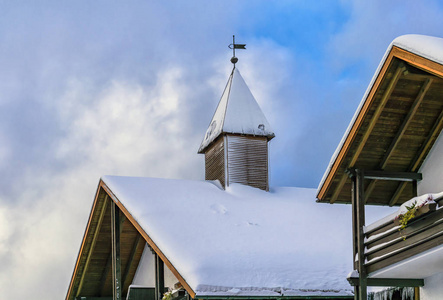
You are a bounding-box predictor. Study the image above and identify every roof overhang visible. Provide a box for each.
[65,179,196,300]
[317,36,443,206]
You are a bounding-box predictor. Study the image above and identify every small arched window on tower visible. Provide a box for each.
[206,120,217,140]
[258,124,265,131]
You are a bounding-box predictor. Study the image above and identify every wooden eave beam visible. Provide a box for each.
[99,250,113,297]
[363,170,422,181]
[122,234,141,292]
[347,277,424,287]
[381,78,432,169]
[392,46,443,79]
[100,180,196,299]
[389,106,443,206]
[403,71,437,81]
[329,65,405,204]
[364,78,431,202]
[76,196,109,297]
[66,185,108,300]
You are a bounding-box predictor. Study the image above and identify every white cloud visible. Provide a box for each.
[0,65,208,299]
[329,0,443,71]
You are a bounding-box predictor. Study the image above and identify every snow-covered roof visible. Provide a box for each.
[317,34,443,200]
[393,34,443,66]
[198,67,275,153]
[101,175,353,297]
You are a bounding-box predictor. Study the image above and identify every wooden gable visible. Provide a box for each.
[65,180,195,300]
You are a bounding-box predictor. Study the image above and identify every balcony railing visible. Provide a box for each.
[363,198,443,275]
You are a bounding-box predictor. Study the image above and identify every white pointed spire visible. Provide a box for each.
[198,67,275,153]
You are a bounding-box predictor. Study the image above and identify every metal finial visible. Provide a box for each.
[228,35,246,65]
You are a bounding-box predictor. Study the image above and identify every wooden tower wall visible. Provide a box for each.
[205,136,226,187]
[226,135,269,191]
[204,135,269,191]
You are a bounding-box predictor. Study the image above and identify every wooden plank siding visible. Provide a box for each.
[226,135,269,191]
[205,136,225,188]
[362,207,443,275]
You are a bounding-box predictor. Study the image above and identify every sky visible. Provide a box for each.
[1,1,443,299]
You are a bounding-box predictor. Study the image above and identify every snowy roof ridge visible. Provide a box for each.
[317,34,443,196]
[198,66,275,153]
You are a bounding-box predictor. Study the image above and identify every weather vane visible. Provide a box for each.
[228,35,246,65]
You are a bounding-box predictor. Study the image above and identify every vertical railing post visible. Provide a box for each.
[155,253,165,300]
[356,169,367,300]
[111,202,121,300]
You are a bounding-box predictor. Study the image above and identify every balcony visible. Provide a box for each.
[348,195,443,287]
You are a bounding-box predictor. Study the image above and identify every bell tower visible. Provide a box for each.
[198,39,275,190]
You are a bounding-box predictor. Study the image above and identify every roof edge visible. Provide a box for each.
[66,178,197,299]
[100,179,197,298]
[65,179,104,300]
[317,35,443,203]
[316,43,396,202]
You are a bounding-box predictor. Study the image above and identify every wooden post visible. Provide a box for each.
[356,169,367,300]
[111,201,122,300]
[155,253,165,300]
[415,286,420,300]
[413,180,418,197]
[351,172,359,298]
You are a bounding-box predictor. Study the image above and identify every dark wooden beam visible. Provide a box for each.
[347,277,424,287]
[355,169,367,300]
[364,180,377,204]
[99,214,126,296]
[363,170,422,181]
[409,105,443,173]
[388,182,409,207]
[349,66,405,170]
[380,78,432,170]
[330,174,348,204]
[412,180,418,197]
[111,201,122,300]
[403,71,438,81]
[351,175,359,298]
[351,176,358,270]
[364,79,431,203]
[77,196,109,297]
[122,234,141,292]
[330,65,405,204]
[99,251,112,296]
[155,254,165,300]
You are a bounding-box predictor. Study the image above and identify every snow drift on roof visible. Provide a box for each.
[198,67,275,153]
[102,175,353,296]
[317,34,443,197]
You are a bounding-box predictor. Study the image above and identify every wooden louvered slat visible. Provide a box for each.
[227,135,268,191]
